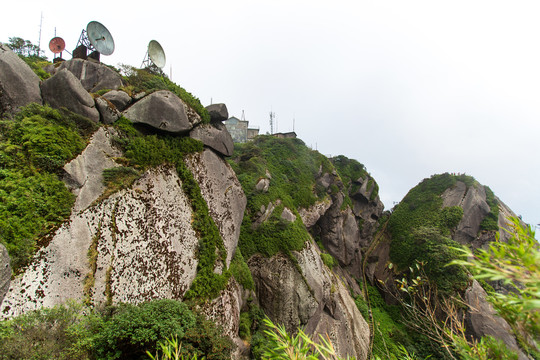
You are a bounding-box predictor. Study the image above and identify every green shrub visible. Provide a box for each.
[230,248,255,290]
[479,186,500,231]
[320,253,337,268]
[92,300,196,360]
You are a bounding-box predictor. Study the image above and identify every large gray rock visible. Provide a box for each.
[442,182,491,246]
[63,127,122,212]
[0,44,42,115]
[205,103,229,122]
[190,122,234,157]
[0,244,11,307]
[316,192,363,276]
[57,58,123,93]
[465,280,528,360]
[1,166,200,317]
[123,90,201,134]
[95,96,120,124]
[249,240,370,359]
[185,149,247,267]
[41,69,99,123]
[103,90,131,111]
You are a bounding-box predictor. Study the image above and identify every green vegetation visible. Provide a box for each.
[119,65,210,123]
[388,173,478,294]
[230,248,255,290]
[0,299,233,360]
[229,136,332,260]
[320,253,337,268]
[452,217,540,358]
[0,104,98,272]
[479,186,500,231]
[113,117,228,300]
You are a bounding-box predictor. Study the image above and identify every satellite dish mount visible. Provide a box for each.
[73,21,115,62]
[141,40,166,74]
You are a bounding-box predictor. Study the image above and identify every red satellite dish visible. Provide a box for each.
[49,37,66,54]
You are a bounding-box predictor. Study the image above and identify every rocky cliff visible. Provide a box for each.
[0,44,535,360]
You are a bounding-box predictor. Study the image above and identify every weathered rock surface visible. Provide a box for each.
[299,199,332,228]
[281,207,296,223]
[0,44,42,115]
[41,69,100,122]
[249,240,370,360]
[103,90,131,111]
[95,96,121,124]
[315,192,363,276]
[200,278,249,358]
[185,149,247,267]
[63,127,122,212]
[190,122,234,157]
[465,280,528,360]
[1,166,200,317]
[0,244,10,307]
[205,103,229,122]
[57,59,123,93]
[123,90,201,134]
[350,176,384,246]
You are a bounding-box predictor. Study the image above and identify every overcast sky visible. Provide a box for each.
[2,1,539,230]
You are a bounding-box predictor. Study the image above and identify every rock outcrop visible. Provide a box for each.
[0,44,42,115]
[249,240,370,360]
[95,96,121,124]
[57,59,123,93]
[103,90,131,111]
[190,122,234,157]
[41,69,100,123]
[205,103,229,122]
[123,90,201,134]
[185,149,247,267]
[0,244,10,307]
[1,165,200,317]
[465,280,529,360]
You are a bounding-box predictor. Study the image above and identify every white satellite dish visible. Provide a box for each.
[141,40,166,69]
[148,40,166,68]
[87,21,115,55]
[73,21,115,60]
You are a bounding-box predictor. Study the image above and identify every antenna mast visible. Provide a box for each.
[269,111,275,135]
[38,12,43,56]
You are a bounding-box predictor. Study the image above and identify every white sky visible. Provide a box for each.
[2,1,539,230]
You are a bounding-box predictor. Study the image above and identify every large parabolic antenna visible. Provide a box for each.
[141,40,166,69]
[73,21,115,61]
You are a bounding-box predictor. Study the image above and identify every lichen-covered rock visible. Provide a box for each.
[103,90,131,111]
[95,96,120,124]
[249,240,370,360]
[41,69,99,122]
[465,280,528,360]
[123,90,201,134]
[185,149,246,267]
[0,44,42,116]
[0,244,10,307]
[57,58,123,93]
[1,166,199,317]
[190,122,234,157]
[205,103,229,122]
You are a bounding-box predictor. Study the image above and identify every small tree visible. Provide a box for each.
[6,37,43,58]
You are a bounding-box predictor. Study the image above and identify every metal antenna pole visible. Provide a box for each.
[38,12,43,56]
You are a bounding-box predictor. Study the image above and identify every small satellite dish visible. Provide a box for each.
[141,40,166,69]
[49,37,65,54]
[86,21,115,55]
[73,21,115,61]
